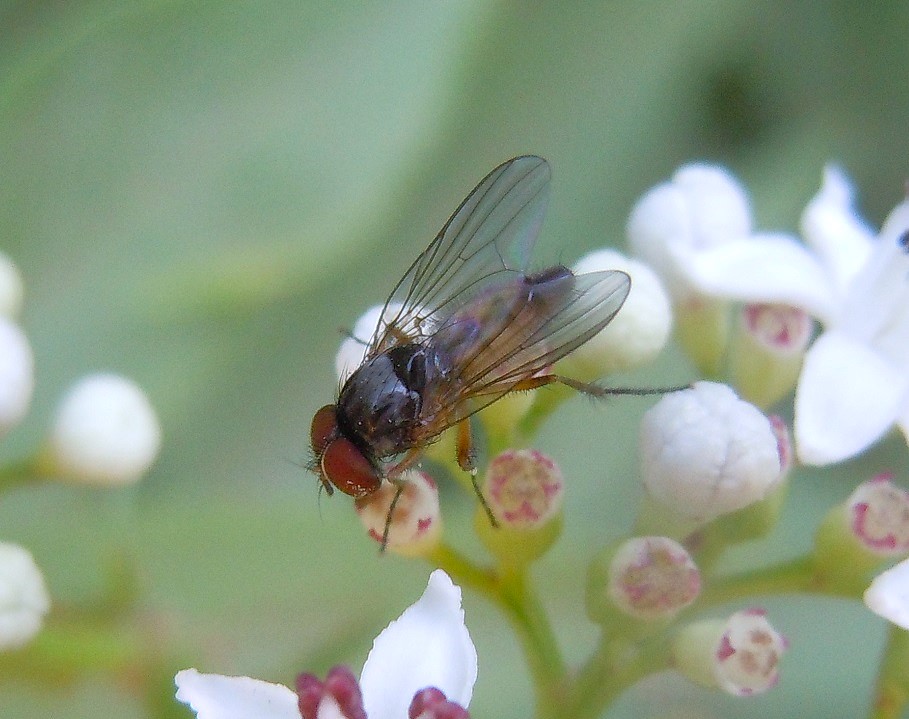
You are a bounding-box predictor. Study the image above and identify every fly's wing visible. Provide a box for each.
[414,269,631,439]
[366,156,551,356]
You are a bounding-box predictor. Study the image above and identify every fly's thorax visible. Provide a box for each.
[336,343,448,458]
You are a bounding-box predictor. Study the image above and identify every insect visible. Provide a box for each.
[309,156,631,537]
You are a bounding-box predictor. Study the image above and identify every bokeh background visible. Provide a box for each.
[2,2,908,717]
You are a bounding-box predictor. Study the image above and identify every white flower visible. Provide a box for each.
[50,373,162,485]
[0,542,51,650]
[865,557,909,630]
[639,382,782,521]
[685,166,909,464]
[564,250,672,377]
[0,251,24,319]
[0,317,34,437]
[175,570,477,719]
[627,163,752,303]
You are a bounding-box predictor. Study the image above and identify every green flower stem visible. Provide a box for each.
[0,457,43,492]
[495,564,567,718]
[426,542,497,596]
[697,553,870,609]
[872,627,909,719]
[0,616,144,684]
[566,633,671,719]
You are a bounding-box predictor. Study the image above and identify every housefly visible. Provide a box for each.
[309,156,631,535]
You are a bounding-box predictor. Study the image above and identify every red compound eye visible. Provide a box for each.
[310,405,338,455]
[321,438,381,498]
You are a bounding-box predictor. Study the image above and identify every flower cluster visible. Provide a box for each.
[0,250,161,652]
[175,160,909,718]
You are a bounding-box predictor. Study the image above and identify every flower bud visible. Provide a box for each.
[587,537,700,624]
[672,608,787,696]
[0,542,51,650]
[0,251,24,319]
[815,474,909,584]
[0,318,34,437]
[865,557,909,630]
[627,164,752,303]
[48,373,161,486]
[355,470,441,556]
[475,450,564,563]
[560,250,672,378]
[640,382,782,522]
[729,303,813,408]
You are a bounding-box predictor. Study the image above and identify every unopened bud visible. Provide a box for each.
[0,542,51,650]
[562,250,672,378]
[730,303,812,408]
[815,474,909,584]
[587,537,700,624]
[0,318,33,437]
[673,608,787,696]
[640,382,782,522]
[355,471,441,556]
[476,450,564,563]
[48,374,161,486]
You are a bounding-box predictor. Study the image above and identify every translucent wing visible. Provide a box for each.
[367,156,551,356]
[413,268,631,439]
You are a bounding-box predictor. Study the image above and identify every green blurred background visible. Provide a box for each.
[1,2,907,717]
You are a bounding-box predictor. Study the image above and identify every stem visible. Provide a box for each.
[0,457,43,492]
[496,565,567,719]
[871,627,909,719]
[698,555,818,607]
[567,633,671,719]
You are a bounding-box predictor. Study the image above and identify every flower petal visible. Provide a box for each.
[360,570,476,719]
[686,233,838,322]
[839,198,909,366]
[865,558,909,630]
[800,165,874,294]
[795,330,908,465]
[175,669,301,719]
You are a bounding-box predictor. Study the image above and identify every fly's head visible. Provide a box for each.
[309,404,382,498]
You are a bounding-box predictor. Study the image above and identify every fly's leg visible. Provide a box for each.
[380,480,407,553]
[456,419,499,529]
[376,448,423,554]
[510,374,689,397]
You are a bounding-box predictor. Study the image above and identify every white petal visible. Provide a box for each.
[360,570,476,719]
[174,669,300,719]
[800,165,874,294]
[865,558,909,630]
[795,331,908,465]
[839,199,909,366]
[672,164,752,245]
[686,233,838,322]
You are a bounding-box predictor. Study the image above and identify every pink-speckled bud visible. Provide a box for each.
[355,470,441,556]
[485,449,564,528]
[607,537,701,620]
[673,608,788,696]
[847,473,909,556]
